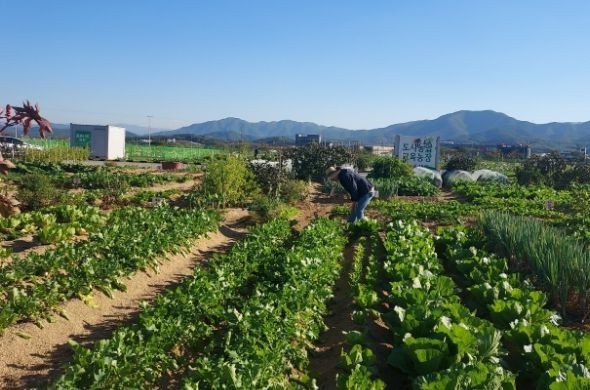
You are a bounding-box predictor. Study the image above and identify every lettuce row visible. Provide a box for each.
[52,218,292,389]
[382,220,515,389]
[181,217,346,388]
[337,229,386,389]
[437,227,590,388]
[0,205,219,333]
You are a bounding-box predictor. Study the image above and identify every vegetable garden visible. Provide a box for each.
[0,148,590,389]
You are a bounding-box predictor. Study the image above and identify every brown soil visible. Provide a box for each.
[292,183,342,231]
[309,243,358,389]
[0,208,250,389]
[309,233,400,389]
[126,173,202,195]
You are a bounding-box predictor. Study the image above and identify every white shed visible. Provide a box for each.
[70,124,126,160]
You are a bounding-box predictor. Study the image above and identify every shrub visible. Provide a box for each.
[200,155,257,207]
[515,164,545,186]
[280,179,309,203]
[354,152,376,172]
[571,163,590,184]
[249,195,298,222]
[17,173,65,210]
[249,159,288,198]
[368,156,412,179]
[287,143,355,181]
[444,154,477,172]
[516,153,568,187]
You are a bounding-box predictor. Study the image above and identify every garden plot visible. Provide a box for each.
[0,209,249,388]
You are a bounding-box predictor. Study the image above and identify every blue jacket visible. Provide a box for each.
[338,169,373,202]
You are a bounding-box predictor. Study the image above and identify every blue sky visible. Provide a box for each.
[3,0,590,129]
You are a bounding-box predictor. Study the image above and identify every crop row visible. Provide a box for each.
[324,176,439,199]
[71,169,189,189]
[370,199,475,226]
[437,226,590,388]
[12,162,188,190]
[338,225,387,389]
[0,205,219,332]
[0,204,107,245]
[382,220,515,388]
[182,218,345,387]
[53,218,345,388]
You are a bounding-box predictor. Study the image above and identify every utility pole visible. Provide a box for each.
[147,115,153,145]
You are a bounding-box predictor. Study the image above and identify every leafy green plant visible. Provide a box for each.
[354,152,377,172]
[337,344,385,390]
[415,362,516,389]
[436,225,590,388]
[371,199,474,225]
[381,220,510,385]
[248,195,298,222]
[0,205,219,332]
[53,218,346,389]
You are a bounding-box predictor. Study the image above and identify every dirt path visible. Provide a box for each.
[292,183,340,231]
[125,173,202,195]
[309,234,399,389]
[309,243,358,389]
[0,208,250,389]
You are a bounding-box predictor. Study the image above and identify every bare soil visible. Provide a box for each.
[0,208,250,389]
[309,232,401,389]
[125,173,202,195]
[292,183,341,231]
[309,243,358,389]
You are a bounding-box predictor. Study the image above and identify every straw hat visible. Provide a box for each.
[325,166,340,179]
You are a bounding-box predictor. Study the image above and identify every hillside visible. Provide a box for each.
[153,111,590,148]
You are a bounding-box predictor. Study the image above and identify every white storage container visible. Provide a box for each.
[70,124,126,160]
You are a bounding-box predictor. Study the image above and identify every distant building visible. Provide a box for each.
[70,124,126,160]
[560,148,588,161]
[295,134,321,146]
[497,144,531,159]
[366,145,395,156]
[330,140,362,151]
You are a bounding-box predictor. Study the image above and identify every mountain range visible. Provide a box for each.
[21,110,590,149]
[155,110,590,149]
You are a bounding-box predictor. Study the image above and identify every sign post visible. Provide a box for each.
[73,131,92,148]
[394,135,440,169]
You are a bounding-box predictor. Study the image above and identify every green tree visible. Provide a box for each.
[368,156,412,179]
[444,154,477,171]
[201,155,257,207]
[287,143,355,181]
